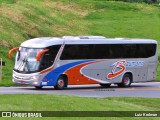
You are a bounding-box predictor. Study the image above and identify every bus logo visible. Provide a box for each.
[107,60,126,79]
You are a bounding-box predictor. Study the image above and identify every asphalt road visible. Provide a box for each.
[0,82,160,98]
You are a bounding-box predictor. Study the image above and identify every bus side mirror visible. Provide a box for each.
[8,47,19,59]
[36,49,49,61]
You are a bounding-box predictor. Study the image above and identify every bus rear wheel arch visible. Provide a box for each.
[54,75,68,90]
[118,73,132,88]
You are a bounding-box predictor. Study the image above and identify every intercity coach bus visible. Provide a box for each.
[8,36,158,90]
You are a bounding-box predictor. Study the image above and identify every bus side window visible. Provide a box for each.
[123,44,136,58]
[146,44,156,57]
[39,45,60,71]
[109,44,123,58]
[136,44,147,58]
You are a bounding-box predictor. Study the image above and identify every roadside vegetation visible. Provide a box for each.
[0,0,160,85]
[0,94,160,119]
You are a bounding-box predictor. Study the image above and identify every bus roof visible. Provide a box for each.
[20,36,158,48]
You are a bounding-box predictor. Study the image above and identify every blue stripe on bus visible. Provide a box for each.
[40,60,93,86]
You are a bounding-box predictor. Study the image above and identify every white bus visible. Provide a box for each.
[9,36,158,89]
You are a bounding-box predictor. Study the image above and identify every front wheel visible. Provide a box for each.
[118,74,132,88]
[54,76,66,90]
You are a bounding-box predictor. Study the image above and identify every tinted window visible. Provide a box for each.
[135,44,156,58]
[60,44,156,60]
[39,45,61,71]
[123,44,136,58]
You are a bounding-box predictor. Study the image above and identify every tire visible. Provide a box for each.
[34,86,42,89]
[118,74,132,88]
[54,76,66,90]
[100,84,111,87]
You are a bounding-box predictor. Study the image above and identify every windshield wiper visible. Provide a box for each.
[17,54,29,72]
[17,59,25,71]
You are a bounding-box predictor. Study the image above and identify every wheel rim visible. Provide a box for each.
[124,77,130,86]
[58,79,64,87]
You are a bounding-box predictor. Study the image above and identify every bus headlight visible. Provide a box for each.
[33,81,38,85]
[31,75,39,80]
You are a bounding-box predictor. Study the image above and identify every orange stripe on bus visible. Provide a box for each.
[107,60,126,79]
[65,61,100,85]
[107,64,125,79]
[40,66,54,74]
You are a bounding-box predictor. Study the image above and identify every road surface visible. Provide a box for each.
[0,82,160,98]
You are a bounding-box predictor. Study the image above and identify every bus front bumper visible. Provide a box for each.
[13,78,40,86]
[12,72,41,86]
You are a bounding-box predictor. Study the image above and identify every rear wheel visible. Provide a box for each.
[54,76,66,90]
[118,74,132,87]
[100,84,111,87]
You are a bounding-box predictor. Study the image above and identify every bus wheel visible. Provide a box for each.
[54,76,66,90]
[118,74,132,87]
[34,86,42,89]
[100,84,111,87]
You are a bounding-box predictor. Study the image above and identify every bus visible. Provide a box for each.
[8,36,158,90]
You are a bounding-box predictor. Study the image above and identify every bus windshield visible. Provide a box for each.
[14,47,42,73]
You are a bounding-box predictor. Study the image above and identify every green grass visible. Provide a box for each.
[0,94,160,119]
[0,0,160,86]
[1,95,160,111]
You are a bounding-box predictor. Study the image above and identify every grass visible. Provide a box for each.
[0,94,160,119]
[0,0,160,86]
[1,95,160,111]
[0,2,160,120]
